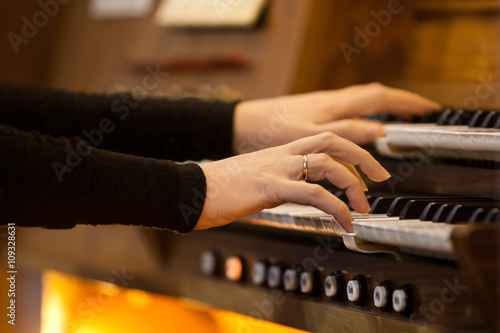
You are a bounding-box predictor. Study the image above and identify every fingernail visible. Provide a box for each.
[366,123,385,138]
[363,199,371,212]
[432,102,443,109]
[361,181,368,192]
[380,166,391,179]
[344,224,354,233]
[426,103,441,112]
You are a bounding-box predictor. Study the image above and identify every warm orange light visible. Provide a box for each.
[41,270,309,333]
[225,256,243,281]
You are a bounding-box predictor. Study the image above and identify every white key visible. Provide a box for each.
[353,219,457,254]
[381,123,500,161]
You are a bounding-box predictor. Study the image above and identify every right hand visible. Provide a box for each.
[197,132,391,232]
[233,83,441,153]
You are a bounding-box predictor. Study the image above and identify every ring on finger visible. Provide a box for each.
[302,155,308,181]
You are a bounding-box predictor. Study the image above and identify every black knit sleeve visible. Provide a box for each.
[0,81,237,161]
[0,124,205,233]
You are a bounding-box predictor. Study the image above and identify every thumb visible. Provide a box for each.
[316,119,385,144]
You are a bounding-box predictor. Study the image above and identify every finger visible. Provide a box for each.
[288,132,391,182]
[333,83,441,118]
[304,153,368,195]
[331,157,368,191]
[276,180,354,232]
[379,85,442,115]
[316,119,386,144]
[306,154,370,212]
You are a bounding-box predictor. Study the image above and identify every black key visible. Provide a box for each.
[444,109,473,126]
[413,110,443,124]
[436,108,473,126]
[480,111,497,128]
[400,198,494,220]
[429,201,494,223]
[491,112,500,129]
[446,205,483,224]
[387,197,415,216]
[345,193,382,211]
[437,108,454,126]
[432,204,457,222]
[387,196,448,217]
[467,208,486,224]
[366,195,379,206]
[484,208,500,224]
[445,202,500,224]
[468,110,488,127]
[332,190,349,204]
[369,196,399,214]
[456,110,475,126]
[421,203,448,221]
[400,198,461,220]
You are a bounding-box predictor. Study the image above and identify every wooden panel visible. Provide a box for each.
[47,0,313,99]
[0,0,66,85]
[452,226,500,333]
[292,0,413,92]
[291,0,500,105]
[405,3,500,83]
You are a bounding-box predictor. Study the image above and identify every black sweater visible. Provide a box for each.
[0,82,237,233]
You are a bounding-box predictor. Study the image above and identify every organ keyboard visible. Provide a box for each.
[375,108,500,161]
[241,108,500,261]
[242,196,498,260]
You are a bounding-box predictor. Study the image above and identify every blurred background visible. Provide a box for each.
[1,0,499,104]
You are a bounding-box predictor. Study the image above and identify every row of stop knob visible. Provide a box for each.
[200,251,413,315]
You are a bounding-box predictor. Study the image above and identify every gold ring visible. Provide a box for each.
[302,155,308,181]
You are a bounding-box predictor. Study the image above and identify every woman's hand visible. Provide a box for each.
[233,83,441,153]
[197,132,391,232]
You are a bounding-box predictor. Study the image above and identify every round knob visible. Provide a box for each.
[283,266,302,292]
[251,260,268,286]
[373,280,393,312]
[200,250,219,276]
[346,274,367,306]
[325,271,345,300]
[347,280,360,301]
[392,289,407,312]
[374,286,388,307]
[267,264,284,289]
[300,268,320,295]
[392,284,413,315]
[225,256,244,281]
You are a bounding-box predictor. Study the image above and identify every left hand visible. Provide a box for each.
[198,132,391,232]
[233,82,441,153]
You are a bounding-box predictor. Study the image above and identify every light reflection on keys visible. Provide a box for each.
[377,117,500,162]
[251,203,345,235]
[244,194,498,259]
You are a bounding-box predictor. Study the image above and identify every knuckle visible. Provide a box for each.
[368,81,384,90]
[317,153,331,164]
[335,175,357,190]
[367,82,386,97]
[359,147,372,160]
[263,178,284,204]
[307,184,325,197]
[333,198,349,215]
[318,131,337,144]
[344,119,361,132]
